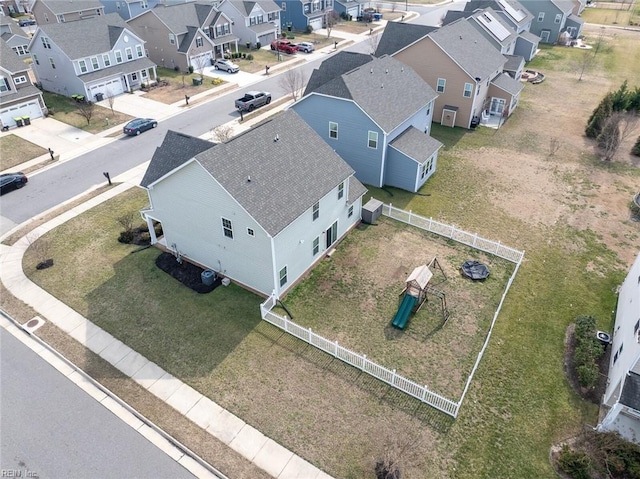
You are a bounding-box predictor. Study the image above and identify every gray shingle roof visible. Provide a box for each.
[226,0,280,16]
[442,10,470,25]
[503,54,524,72]
[141,130,214,188]
[37,0,103,14]
[148,2,215,34]
[469,7,518,45]
[518,29,540,43]
[620,371,640,411]
[428,19,507,80]
[0,84,42,108]
[348,178,367,206]
[195,110,361,236]
[0,38,30,72]
[465,0,533,25]
[37,13,130,59]
[551,0,575,13]
[374,21,434,57]
[389,126,443,164]
[304,51,373,96]
[491,71,524,95]
[177,25,199,53]
[78,57,156,82]
[307,55,438,133]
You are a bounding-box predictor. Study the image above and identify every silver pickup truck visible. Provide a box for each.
[235,91,272,112]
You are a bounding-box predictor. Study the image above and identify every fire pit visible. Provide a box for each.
[521,70,545,84]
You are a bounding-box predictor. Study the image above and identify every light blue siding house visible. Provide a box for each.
[140,111,366,297]
[280,0,333,32]
[100,0,162,21]
[291,53,443,193]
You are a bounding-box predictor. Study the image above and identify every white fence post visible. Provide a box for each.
[334,340,338,358]
[421,386,427,401]
[428,217,433,231]
[362,354,367,371]
[408,210,412,224]
[284,316,288,332]
[473,233,477,247]
[391,369,396,386]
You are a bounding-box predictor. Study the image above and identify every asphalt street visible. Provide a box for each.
[0,327,197,479]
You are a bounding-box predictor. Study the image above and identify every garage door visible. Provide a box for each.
[308,17,323,32]
[88,78,124,102]
[190,51,213,70]
[0,100,43,127]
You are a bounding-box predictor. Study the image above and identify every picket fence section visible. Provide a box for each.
[259,305,460,417]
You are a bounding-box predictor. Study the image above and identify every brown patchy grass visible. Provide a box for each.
[0,134,48,170]
[142,75,222,104]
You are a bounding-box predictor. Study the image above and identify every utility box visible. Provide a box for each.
[362,198,383,224]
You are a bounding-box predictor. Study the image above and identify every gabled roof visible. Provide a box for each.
[224,0,280,16]
[503,54,524,72]
[178,25,199,53]
[141,130,214,188]
[144,2,216,34]
[304,51,373,95]
[195,110,361,236]
[518,29,540,43]
[374,21,434,57]
[0,19,30,42]
[442,10,470,26]
[550,0,575,13]
[35,0,104,14]
[491,71,524,95]
[35,13,132,59]
[389,126,443,164]
[466,0,533,26]
[0,38,29,73]
[306,55,438,133]
[469,7,518,45]
[428,19,507,80]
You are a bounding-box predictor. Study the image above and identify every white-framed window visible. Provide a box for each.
[103,54,111,66]
[420,156,434,179]
[141,69,148,78]
[169,33,176,45]
[12,45,28,55]
[136,45,143,58]
[141,0,148,8]
[537,12,545,22]
[279,266,288,287]
[14,75,27,85]
[116,1,120,10]
[49,57,56,69]
[554,13,562,24]
[41,37,51,49]
[338,182,344,199]
[313,236,319,255]
[33,53,39,65]
[131,72,138,81]
[426,102,431,116]
[44,12,49,22]
[0,77,10,93]
[91,57,99,70]
[57,14,65,22]
[247,227,255,236]
[115,50,123,63]
[463,82,473,98]
[348,205,354,218]
[78,59,88,73]
[125,47,133,60]
[222,218,233,238]
[436,78,446,93]
[312,202,319,221]
[329,121,338,139]
[368,131,378,149]
[196,37,203,47]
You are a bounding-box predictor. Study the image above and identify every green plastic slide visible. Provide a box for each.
[392,294,417,330]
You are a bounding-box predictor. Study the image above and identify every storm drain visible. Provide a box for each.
[24,316,45,333]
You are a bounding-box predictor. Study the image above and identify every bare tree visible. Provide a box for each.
[367,31,381,55]
[105,88,115,114]
[278,68,307,101]
[211,124,234,143]
[26,233,53,270]
[549,137,562,157]
[190,49,210,81]
[597,112,639,161]
[117,211,138,233]
[574,49,595,81]
[75,101,95,125]
[325,10,340,38]
[373,431,424,479]
[592,26,607,56]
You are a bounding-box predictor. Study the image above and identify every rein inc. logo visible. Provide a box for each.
[1,469,38,477]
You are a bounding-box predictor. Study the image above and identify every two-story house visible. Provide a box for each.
[376,20,524,129]
[464,0,539,61]
[597,252,640,444]
[31,0,105,24]
[100,0,160,21]
[291,53,442,193]
[0,16,30,57]
[139,110,367,297]
[127,2,239,72]
[217,0,280,48]
[519,0,584,43]
[279,0,333,32]
[0,37,47,128]
[28,13,157,100]
[332,0,365,22]
[1,0,29,16]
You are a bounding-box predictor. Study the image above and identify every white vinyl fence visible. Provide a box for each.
[259,204,524,418]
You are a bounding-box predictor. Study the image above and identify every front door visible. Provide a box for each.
[326,221,338,248]
[490,98,506,116]
[540,30,550,43]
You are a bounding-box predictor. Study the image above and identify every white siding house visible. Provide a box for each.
[140,111,367,297]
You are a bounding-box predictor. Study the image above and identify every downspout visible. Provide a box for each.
[379,131,387,188]
[270,235,279,300]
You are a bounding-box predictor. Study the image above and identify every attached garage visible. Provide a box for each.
[308,16,323,32]
[0,100,44,128]
[88,78,124,102]
[190,51,213,70]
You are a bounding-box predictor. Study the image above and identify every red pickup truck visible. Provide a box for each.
[270,40,298,54]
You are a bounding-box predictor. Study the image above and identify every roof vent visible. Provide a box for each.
[381,83,384,88]
[385,68,388,74]
[247,175,251,182]
[401,66,404,72]
[370,68,373,74]
[459,35,463,39]
[274,134,279,142]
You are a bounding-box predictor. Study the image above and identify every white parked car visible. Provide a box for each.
[213,59,240,73]
[296,42,315,53]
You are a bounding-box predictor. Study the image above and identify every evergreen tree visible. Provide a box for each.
[585,92,613,138]
[610,80,630,112]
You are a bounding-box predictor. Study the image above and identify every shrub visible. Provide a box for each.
[188,65,194,74]
[247,53,254,61]
[558,444,592,479]
[305,25,313,33]
[573,315,604,389]
[281,31,287,38]
[242,53,247,59]
[118,230,135,244]
[174,65,180,71]
[256,42,261,49]
[632,136,640,156]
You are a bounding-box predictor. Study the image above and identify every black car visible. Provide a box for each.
[18,18,36,26]
[0,172,28,195]
[123,118,157,136]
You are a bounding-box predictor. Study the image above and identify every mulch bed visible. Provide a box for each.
[155,252,221,294]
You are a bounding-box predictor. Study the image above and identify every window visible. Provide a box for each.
[247,228,255,236]
[14,76,27,85]
[44,12,49,22]
[329,122,338,139]
[141,69,147,78]
[41,37,51,49]
[537,12,545,22]
[436,78,446,93]
[169,33,176,45]
[0,77,10,93]
[33,54,39,65]
[348,205,354,218]
[131,72,138,81]
[279,266,287,287]
[141,0,148,8]
[49,57,56,69]
[426,102,431,116]
[78,60,87,73]
[91,57,99,70]
[313,237,319,255]
[338,182,344,199]
[222,218,233,238]
[115,50,123,63]
[103,54,111,66]
[312,202,319,221]
[463,82,473,98]
[12,45,29,55]
[136,45,143,58]
[196,37,203,47]
[116,1,120,10]
[57,14,65,22]
[368,131,378,149]
[554,14,562,24]
[125,47,133,60]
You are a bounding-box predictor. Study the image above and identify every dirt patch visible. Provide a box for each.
[155,251,221,294]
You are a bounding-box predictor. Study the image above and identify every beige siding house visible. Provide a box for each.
[31,0,104,24]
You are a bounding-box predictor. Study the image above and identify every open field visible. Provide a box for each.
[17,23,640,479]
